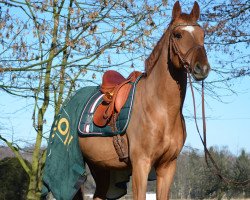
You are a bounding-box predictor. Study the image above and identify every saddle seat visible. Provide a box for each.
[101,70,127,92]
[93,70,142,128]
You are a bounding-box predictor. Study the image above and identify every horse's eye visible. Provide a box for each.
[174,33,182,39]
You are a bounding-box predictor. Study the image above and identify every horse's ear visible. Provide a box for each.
[190,1,200,21]
[172,1,181,20]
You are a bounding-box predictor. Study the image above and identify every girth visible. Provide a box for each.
[93,70,142,163]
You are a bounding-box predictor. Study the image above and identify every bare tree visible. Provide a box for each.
[0,0,168,199]
[0,0,249,199]
[201,0,250,97]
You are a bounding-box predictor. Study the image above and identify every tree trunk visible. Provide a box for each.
[27,174,41,200]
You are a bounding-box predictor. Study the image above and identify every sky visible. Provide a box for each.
[184,75,250,154]
[0,1,249,156]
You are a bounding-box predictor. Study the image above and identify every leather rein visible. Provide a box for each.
[170,23,250,186]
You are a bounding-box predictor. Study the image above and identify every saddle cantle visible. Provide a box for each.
[93,70,142,128]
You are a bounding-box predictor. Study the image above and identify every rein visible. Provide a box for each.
[187,69,250,186]
[170,23,250,186]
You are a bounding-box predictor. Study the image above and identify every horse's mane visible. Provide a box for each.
[145,27,171,75]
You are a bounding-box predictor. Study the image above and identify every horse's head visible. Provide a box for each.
[169,1,210,81]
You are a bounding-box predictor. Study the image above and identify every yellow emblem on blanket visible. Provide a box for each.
[55,117,73,146]
[57,118,69,136]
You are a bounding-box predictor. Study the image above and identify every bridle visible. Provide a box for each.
[170,23,250,186]
[169,23,204,71]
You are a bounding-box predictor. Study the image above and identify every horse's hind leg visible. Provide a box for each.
[73,186,84,200]
[88,162,110,200]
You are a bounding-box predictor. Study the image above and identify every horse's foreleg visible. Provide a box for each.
[156,159,177,200]
[131,158,151,200]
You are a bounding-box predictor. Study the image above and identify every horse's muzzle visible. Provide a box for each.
[191,62,210,81]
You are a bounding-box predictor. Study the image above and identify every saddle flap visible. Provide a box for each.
[115,84,132,113]
[93,102,111,127]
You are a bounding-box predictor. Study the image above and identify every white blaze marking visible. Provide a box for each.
[181,26,195,37]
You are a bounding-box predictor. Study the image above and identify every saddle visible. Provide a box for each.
[93,70,142,129]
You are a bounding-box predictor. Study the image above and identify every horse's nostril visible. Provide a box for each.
[194,63,210,76]
[194,63,201,74]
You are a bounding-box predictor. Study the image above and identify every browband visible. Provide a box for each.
[170,23,200,31]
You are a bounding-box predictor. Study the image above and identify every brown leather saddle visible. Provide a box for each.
[93,70,142,128]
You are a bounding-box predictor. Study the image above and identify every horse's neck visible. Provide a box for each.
[143,47,187,117]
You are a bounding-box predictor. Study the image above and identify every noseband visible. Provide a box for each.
[170,23,204,71]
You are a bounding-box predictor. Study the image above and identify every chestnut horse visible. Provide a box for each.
[79,1,210,199]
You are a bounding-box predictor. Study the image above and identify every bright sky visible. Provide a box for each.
[184,74,250,155]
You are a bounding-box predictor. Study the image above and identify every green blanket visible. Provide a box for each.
[42,75,142,200]
[42,86,98,200]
